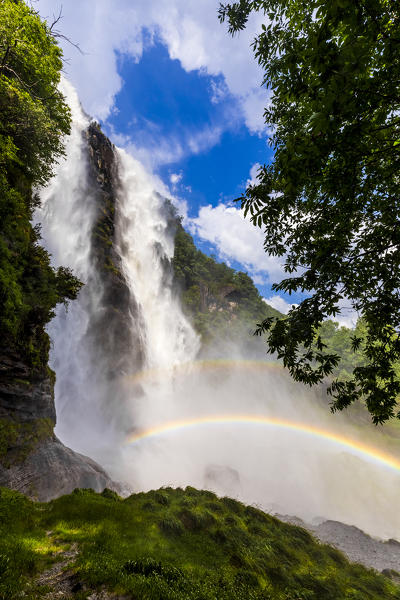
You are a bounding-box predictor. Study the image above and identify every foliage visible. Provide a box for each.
[0,486,398,599]
[0,417,54,467]
[219,1,400,423]
[173,224,282,346]
[0,0,81,369]
[317,319,368,382]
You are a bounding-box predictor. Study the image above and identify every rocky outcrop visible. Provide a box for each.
[313,519,400,574]
[0,350,55,424]
[0,350,55,468]
[0,350,122,500]
[0,123,139,500]
[0,436,121,501]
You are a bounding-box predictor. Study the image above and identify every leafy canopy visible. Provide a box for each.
[219,0,400,423]
[0,0,81,369]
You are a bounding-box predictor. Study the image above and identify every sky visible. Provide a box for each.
[35,0,353,322]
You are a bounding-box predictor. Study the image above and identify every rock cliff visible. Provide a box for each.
[0,123,135,500]
[277,513,400,574]
[0,349,120,500]
[84,122,144,377]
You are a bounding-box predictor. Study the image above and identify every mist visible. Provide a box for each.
[38,80,400,542]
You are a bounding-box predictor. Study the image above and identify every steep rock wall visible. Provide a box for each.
[0,348,119,500]
[84,123,144,378]
[0,124,137,500]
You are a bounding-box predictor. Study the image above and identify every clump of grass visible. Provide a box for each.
[141,500,156,511]
[101,488,121,502]
[153,491,170,506]
[159,516,184,536]
[123,557,182,582]
[178,507,216,532]
[204,500,224,513]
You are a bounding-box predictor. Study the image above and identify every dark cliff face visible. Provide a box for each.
[0,350,55,468]
[0,123,140,499]
[85,122,144,379]
[0,347,120,501]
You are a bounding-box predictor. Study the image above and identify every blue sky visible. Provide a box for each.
[35,0,301,315]
[107,41,270,215]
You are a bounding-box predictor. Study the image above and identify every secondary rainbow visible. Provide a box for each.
[123,359,283,384]
[126,415,400,473]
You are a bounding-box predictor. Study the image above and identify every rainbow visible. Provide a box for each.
[126,415,400,473]
[123,359,283,384]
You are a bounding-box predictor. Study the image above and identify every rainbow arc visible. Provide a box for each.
[126,415,400,473]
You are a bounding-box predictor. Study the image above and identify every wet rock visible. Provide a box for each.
[85,122,144,379]
[0,350,55,423]
[0,347,122,500]
[0,435,122,501]
[204,464,241,496]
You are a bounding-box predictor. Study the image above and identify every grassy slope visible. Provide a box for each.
[1,486,398,600]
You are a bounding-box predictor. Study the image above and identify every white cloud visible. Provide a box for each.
[188,203,284,283]
[241,87,270,134]
[264,296,297,314]
[263,296,358,328]
[334,300,359,329]
[247,162,261,187]
[36,0,267,132]
[252,273,268,285]
[170,172,183,185]
[107,122,223,169]
[210,79,229,104]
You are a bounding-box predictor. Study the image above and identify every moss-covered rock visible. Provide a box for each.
[0,417,53,467]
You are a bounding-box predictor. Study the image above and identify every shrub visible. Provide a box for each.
[101,489,121,502]
[158,516,184,536]
[123,557,182,583]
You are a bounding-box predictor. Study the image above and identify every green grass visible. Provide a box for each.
[0,485,399,599]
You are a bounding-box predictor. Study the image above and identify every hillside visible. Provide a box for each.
[1,486,399,600]
[172,223,282,352]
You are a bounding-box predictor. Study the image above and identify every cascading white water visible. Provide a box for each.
[116,149,200,370]
[38,78,199,470]
[38,80,400,541]
[38,79,102,445]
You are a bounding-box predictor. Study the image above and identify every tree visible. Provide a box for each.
[0,0,81,370]
[219,0,400,423]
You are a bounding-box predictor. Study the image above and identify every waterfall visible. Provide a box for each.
[38,80,400,541]
[39,79,101,449]
[117,149,199,370]
[38,78,199,472]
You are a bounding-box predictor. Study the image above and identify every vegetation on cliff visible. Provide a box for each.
[173,223,282,347]
[0,0,81,371]
[1,486,398,600]
[172,226,400,421]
